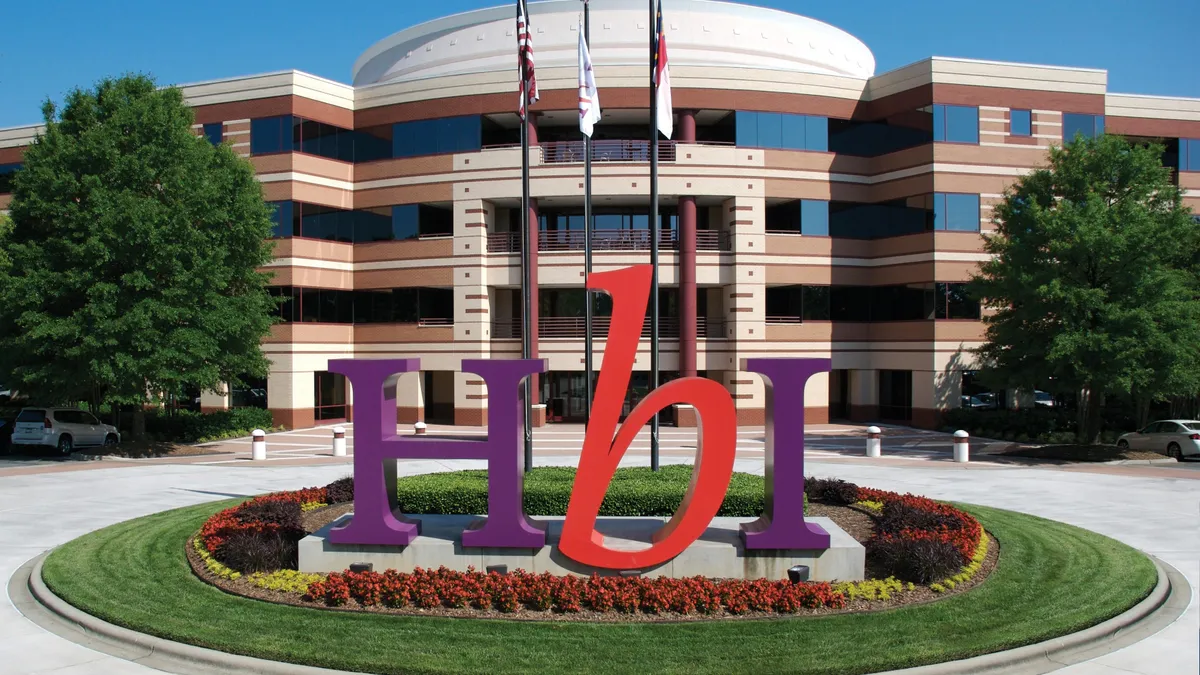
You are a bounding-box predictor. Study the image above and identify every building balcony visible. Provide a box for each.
[538,139,678,164]
[491,317,727,340]
[486,229,730,254]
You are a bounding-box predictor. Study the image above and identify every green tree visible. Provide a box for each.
[971,134,1200,444]
[0,74,277,437]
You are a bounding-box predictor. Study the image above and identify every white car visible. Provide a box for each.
[1116,420,1200,461]
[10,408,121,455]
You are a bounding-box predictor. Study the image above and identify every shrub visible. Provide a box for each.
[215,531,299,574]
[866,537,964,584]
[877,502,965,537]
[395,466,766,517]
[144,407,277,443]
[804,477,860,505]
[233,500,304,535]
[324,477,354,504]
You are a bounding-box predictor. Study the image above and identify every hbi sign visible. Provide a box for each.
[327,265,831,569]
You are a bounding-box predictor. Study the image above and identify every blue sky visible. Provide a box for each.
[1,0,1196,128]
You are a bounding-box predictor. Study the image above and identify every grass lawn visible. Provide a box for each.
[41,501,1156,675]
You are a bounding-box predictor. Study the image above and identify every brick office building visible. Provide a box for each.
[1,0,1198,429]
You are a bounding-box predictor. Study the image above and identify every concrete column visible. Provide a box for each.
[199,386,229,414]
[455,371,487,426]
[678,110,697,145]
[911,371,939,429]
[267,368,315,430]
[454,199,492,345]
[722,195,766,424]
[849,369,879,422]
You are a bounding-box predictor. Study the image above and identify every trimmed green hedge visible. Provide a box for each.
[145,408,277,443]
[395,466,779,517]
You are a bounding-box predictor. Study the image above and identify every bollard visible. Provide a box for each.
[332,426,347,457]
[251,429,266,461]
[865,426,882,458]
[414,421,427,436]
[953,430,970,463]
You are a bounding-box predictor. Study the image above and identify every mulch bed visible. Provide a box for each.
[188,503,999,623]
[998,445,1165,462]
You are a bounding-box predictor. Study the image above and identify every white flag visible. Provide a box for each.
[653,2,673,139]
[578,27,601,138]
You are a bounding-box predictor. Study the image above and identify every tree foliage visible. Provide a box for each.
[0,74,277,430]
[970,133,1200,443]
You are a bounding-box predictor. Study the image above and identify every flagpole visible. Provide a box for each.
[648,0,660,471]
[520,5,534,473]
[583,0,594,428]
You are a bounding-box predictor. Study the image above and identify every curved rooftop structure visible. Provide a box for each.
[353,0,876,87]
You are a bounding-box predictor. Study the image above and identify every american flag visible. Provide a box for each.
[517,0,539,120]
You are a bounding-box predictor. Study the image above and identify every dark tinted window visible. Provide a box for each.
[393,116,482,158]
[736,111,827,151]
[203,122,223,146]
[935,283,980,319]
[1010,110,1032,137]
[1182,422,1200,431]
[0,163,21,193]
[54,410,80,424]
[273,287,453,324]
[17,409,45,423]
[933,105,979,144]
[1063,114,1104,141]
[829,200,932,239]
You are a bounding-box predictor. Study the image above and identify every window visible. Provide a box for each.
[933,105,979,144]
[1062,113,1105,141]
[0,163,21,193]
[314,372,347,421]
[267,201,446,242]
[764,285,831,321]
[878,370,913,421]
[250,115,391,161]
[1180,139,1200,172]
[1010,109,1032,137]
[735,112,828,151]
[269,287,453,324]
[934,193,981,232]
[765,200,828,235]
[828,199,932,239]
[392,205,453,240]
[203,122,223,146]
[934,283,980,319]
[392,116,482,158]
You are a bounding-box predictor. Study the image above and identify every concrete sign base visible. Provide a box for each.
[300,514,865,581]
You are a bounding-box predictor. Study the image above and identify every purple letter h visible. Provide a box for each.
[326,358,546,549]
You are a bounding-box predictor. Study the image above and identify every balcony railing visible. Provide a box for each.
[492,317,726,340]
[541,140,676,164]
[485,230,730,253]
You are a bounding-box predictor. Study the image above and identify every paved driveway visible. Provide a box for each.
[0,428,1196,674]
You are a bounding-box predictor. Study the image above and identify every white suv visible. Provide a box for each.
[11,408,121,455]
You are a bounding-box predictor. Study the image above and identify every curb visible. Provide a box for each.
[20,555,358,675]
[1102,458,1179,466]
[878,557,1185,674]
[15,552,1189,675]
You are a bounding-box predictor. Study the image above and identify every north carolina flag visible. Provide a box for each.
[578,27,601,138]
[653,0,673,140]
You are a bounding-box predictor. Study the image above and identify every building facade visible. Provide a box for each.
[2,0,1199,430]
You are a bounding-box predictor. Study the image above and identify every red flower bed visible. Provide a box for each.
[303,566,846,615]
[856,487,982,563]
